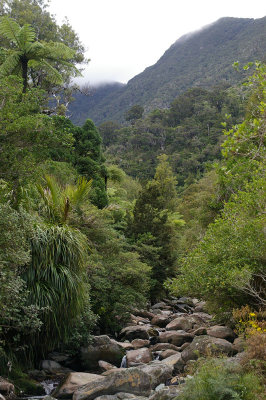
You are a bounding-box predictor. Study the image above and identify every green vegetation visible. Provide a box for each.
[0,4,264,397]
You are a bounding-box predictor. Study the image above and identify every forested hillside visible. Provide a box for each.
[69,16,266,125]
[0,1,265,399]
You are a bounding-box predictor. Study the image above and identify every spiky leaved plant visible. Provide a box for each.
[22,176,92,354]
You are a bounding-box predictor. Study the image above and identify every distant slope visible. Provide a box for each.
[70,16,266,125]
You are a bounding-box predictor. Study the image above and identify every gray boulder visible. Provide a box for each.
[126,348,152,366]
[207,326,236,342]
[73,362,173,400]
[161,353,184,373]
[181,335,234,363]
[159,331,194,347]
[80,336,125,370]
[166,317,192,331]
[53,372,105,398]
[120,326,152,341]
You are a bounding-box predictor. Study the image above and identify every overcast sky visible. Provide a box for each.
[48,0,266,85]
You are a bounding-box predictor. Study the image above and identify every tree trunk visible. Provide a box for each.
[21,57,28,93]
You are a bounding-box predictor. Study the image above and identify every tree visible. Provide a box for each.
[125,104,144,124]
[74,119,108,208]
[0,16,78,92]
[128,156,182,300]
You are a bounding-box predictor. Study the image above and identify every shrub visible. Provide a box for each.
[179,358,264,400]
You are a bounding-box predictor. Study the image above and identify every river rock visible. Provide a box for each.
[232,337,245,353]
[181,335,234,363]
[162,353,184,373]
[41,360,70,374]
[94,393,148,400]
[150,343,180,352]
[192,327,207,336]
[53,372,105,398]
[166,317,192,331]
[159,331,194,346]
[151,315,171,327]
[116,342,134,351]
[99,361,118,372]
[73,362,173,400]
[194,301,207,312]
[0,395,5,400]
[130,315,150,325]
[133,310,155,320]
[160,350,178,359]
[126,348,152,366]
[207,326,236,342]
[149,385,182,400]
[80,336,125,370]
[0,379,14,394]
[120,326,152,341]
[151,303,167,310]
[131,339,150,349]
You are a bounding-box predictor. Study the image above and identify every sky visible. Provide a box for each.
[48,0,266,85]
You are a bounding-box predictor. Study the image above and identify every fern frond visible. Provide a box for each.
[18,24,36,48]
[0,52,20,77]
[0,17,21,45]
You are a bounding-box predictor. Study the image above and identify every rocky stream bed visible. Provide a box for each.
[0,297,245,400]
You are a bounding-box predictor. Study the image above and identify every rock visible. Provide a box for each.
[73,362,173,400]
[28,369,47,380]
[149,385,182,400]
[41,360,71,374]
[192,327,207,336]
[99,361,118,372]
[133,310,155,320]
[151,315,171,328]
[162,353,184,373]
[0,379,14,394]
[159,331,194,347]
[94,393,148,400]
[179,342,190,352]
[151,303,167,310]
[53,372,105,398]
[232,337,246,353]
[166,317,192,331]
[194,301,207,312]
[192,312,212,323]
[120,326,152,341]
[150,343,180,352]
[47,352,71,364]
[116,342,134,351]
[207,326,236,342]
[160,350,178,360]
[176,298,194,307]
[0,394,5,400]
[126,348,152,366]
[130,315,150,325]
[181,335,234,363]
[80,336,125,370]
[131,339,150,349]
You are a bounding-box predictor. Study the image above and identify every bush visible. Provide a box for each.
[179,358,264,400]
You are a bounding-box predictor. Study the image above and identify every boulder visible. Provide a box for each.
[194,301,207,312]
[133,310,155,320]
[80,336,125,370]
[129,315,150,325]
[120,326,152,341]
[0,395,5,400]
[53,372,105,398]
[131,339,150,349]
[126,348,152,366]
[41,360,71,374]
[192,327,207,336]
[207,326,236,342]
[159,331,194,347]
[151,315,171,328]
[0,379,14,394]
[192,312,212,323]
[149,386,182,400]
[181,335,234,363]
[99,361,117,372]
[150,343,180,352]
[166,317,192,331]
[161,353,184,373]
[73,362,173,400]
[94,393,148,400]
[232,337,246,353]
[116,342,134,351]
[151,303,167,310]
[160,350,178,360]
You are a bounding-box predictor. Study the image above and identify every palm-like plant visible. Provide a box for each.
[0,17,79,92]
[22,176,93,353]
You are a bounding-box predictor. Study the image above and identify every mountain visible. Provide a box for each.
[69,16,266,125]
